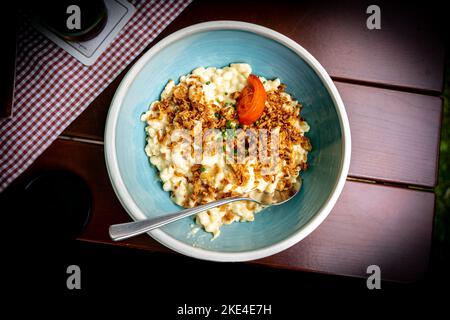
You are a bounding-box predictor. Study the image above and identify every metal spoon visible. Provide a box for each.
[109,180,301,241]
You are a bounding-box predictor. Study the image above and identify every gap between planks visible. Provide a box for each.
[58,135,435,192]
[330,76,443,97]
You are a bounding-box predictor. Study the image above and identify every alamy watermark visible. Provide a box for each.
[163,124,283,175]
[66,265,81,290]
[366,265,381,289]
[366,5,381,30]
[66,5,81,30]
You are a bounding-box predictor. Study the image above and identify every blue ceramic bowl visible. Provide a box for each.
[105,21,351,261]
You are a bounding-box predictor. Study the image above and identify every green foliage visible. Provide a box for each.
[435,60,450,262]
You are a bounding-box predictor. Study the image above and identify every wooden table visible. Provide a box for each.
[6,0,444,283]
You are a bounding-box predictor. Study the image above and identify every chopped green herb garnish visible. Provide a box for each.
[225,92,228,96]
[205,81,211,85]
[263,81,266,84]
[214,112,221,119]
[200,167,207,172]
[226,120,233,128]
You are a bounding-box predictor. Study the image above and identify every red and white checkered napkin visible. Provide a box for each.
[0,0,192,191]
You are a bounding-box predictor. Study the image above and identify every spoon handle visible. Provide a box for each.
[109,196,258,241]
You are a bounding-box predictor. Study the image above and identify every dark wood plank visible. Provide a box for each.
[6,139,434,282]
[339,82,442,187]
[64,81,442,187]
[142,0,445,92]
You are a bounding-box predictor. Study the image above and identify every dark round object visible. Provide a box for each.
[24,171,91,240]
[32,0,108,41]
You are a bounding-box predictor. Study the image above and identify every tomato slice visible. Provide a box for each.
[236,74,267,125]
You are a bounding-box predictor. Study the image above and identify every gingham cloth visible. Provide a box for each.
[0,0,192,191]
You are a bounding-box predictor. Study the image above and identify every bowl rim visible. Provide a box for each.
[104,20,352,262]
